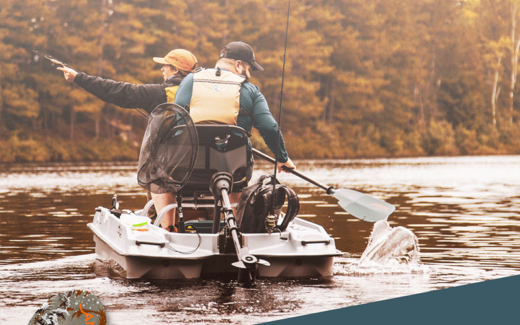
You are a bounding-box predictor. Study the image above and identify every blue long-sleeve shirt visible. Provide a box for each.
[174,70,289,163]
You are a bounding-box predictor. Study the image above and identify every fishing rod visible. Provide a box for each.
[269,0,291,220]
[33,50,77,72]
[272,0,291,184]
[35,49,151,119]
[261,1,395,223]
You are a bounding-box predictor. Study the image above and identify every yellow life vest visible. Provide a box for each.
[165,85,179,103]
[189,69,246,124]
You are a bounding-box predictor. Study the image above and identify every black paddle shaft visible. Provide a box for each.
[252,148,335,194]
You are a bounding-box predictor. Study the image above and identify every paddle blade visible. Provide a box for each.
[333,189,395,222]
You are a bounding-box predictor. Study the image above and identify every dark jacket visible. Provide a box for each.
[74,73,183,113]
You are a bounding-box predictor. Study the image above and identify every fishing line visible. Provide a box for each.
[271,0,291,213]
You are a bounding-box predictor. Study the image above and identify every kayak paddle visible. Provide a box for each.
[118,99,396,221]
[252,148,395,222]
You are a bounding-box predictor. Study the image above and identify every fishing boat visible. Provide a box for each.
[87,104,394,282]
[89,201,341,280]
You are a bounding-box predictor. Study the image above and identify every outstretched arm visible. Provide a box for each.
[57,67,166,112]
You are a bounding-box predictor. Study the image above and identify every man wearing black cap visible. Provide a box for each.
[175,41,295,172]
[217,40,264,76]
[146,41,296,226]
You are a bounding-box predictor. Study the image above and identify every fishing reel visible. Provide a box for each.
[236,174,299,234]
[265,214,278,234]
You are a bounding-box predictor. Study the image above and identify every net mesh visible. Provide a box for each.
[137,103,198,194]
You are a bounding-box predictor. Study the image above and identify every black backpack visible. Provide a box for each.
[235,175,299,233]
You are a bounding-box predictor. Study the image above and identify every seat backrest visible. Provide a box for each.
[178,125,253,196]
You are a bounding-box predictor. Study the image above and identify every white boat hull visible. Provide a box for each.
[88,207,341,279]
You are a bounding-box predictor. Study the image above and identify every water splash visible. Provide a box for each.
[333,220,428,275]
[359,219,420,267]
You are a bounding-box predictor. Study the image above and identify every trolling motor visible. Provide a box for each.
[209,172,270,283]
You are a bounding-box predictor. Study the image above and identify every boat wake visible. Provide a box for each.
[334,258,430,276]
[0,254,97,279]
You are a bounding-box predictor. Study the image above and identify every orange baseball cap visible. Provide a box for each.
[153,49,198,72]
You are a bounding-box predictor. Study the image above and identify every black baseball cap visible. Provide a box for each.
[219,41,264,71]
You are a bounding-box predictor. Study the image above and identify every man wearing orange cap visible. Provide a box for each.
[58,49,198,231]
[58,49,198,113]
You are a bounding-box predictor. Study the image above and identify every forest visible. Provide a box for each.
[2,0,520,162]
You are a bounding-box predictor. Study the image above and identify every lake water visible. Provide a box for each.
[1,156,520,324]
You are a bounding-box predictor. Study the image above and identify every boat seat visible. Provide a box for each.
[178,124,254,197]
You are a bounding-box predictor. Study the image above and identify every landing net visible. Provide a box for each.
[137,103,198,194]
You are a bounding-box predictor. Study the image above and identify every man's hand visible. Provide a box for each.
[57,66,77,82]
[278,158,295,173]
